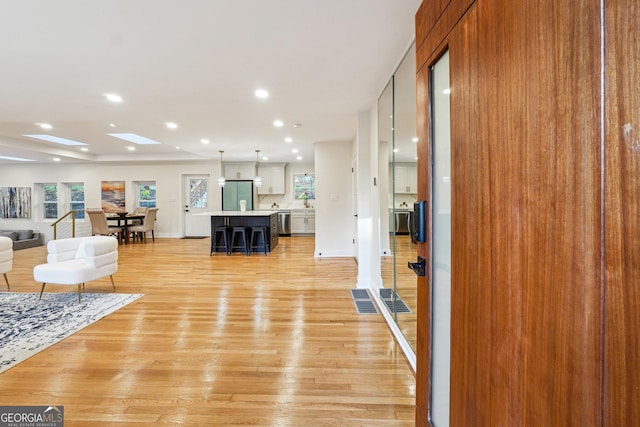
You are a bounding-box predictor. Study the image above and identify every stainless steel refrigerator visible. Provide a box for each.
[222,181,254,211]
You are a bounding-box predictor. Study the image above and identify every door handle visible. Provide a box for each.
[408,256,426,276]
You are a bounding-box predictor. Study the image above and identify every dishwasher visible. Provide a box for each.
[277,211,291,235]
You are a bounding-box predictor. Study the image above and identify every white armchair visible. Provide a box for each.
[0,236,12,290]
[33,236,119,302]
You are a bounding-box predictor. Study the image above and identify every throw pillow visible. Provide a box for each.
[16,230,34,240]
[0,231,18,241]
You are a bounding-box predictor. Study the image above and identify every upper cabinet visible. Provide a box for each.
[395,163,417,194]
[224,163,254,180]
[257,164,286,195]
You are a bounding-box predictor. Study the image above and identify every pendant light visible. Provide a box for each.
[217,150,225,188]
[253,150,262,188]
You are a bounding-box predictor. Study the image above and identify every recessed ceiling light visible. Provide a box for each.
[52,157,61,162]
[262,156,269,161]
[109,123,116,127]
[292,148,299,153]
[273,120,284,127]
[0,155,34,162]
[127,146,136,151]
[104,93,123,103]
[393,148,399,153]
[201,139,210,144]
[165,122,178,129]
[24,134,88,146]
[175,146,180,150]
[296,156,302,160]
[255,89,269,99]
[284,137,293,143]
[412,137,419,142]
[80,147,89,152]
[107,133,161,145]
[36,123,52,130]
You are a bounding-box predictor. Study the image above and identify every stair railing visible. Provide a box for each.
[51,210,82,240]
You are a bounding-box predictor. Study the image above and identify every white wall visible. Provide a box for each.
[0,160,221,241]
[0,160,324,242]
[314,140,354,257]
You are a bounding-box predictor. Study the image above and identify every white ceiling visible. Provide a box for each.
[0,0,420,165]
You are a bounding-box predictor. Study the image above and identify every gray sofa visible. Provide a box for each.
[0,229,44,250]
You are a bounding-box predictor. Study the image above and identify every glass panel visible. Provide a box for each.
[378,41,418,352]
[392,42,417,347]
[189,178,208,208]
[378,78,394,294]
[430,49,451,426]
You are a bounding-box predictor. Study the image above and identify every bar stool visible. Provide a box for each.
[212,226,230,255]
[230,226,249,255]
[249,226,268,255]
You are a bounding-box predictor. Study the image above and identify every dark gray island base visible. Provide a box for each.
[208,211,278,255]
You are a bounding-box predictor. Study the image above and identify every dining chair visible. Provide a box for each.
[128,207,158,243]
[86,209,123,242]
[131,207,148,225]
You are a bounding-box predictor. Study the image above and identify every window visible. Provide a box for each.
[42,183,58,219]
[135,181,157,208]
[189,179,207,208]
[293,174,315,201]
[67,183,85,219]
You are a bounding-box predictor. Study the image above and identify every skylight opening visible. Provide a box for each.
[23,134,88,146]
[0,155,34,162]
[107,133,162,145]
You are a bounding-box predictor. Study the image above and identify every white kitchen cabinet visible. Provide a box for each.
[291,209,315,234]
[257,164,286,195]
[224,163,255,180]
[394,164,417,194]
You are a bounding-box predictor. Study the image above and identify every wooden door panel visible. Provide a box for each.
[415,0,606,425]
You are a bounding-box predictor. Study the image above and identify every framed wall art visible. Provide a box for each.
[0,187,31,219]
[101,181,126,212]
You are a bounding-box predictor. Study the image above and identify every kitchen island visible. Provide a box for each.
[203,211,279,254]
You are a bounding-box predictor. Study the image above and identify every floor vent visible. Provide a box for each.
[379,288,397,299]
[350,289,379,314]
[383,298,412,314]
[379,289,413,314]
[350,289,371,300]
[354,299,379,314]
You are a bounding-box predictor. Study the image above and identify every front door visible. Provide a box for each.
[182,174,211,237]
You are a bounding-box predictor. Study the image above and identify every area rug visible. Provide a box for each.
[0,292,143,374]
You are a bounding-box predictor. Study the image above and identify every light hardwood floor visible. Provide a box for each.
[1,236,415,426]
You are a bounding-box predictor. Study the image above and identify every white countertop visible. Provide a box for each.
[197,210,278,216]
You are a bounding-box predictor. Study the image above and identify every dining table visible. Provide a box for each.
[106,214,145,244]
